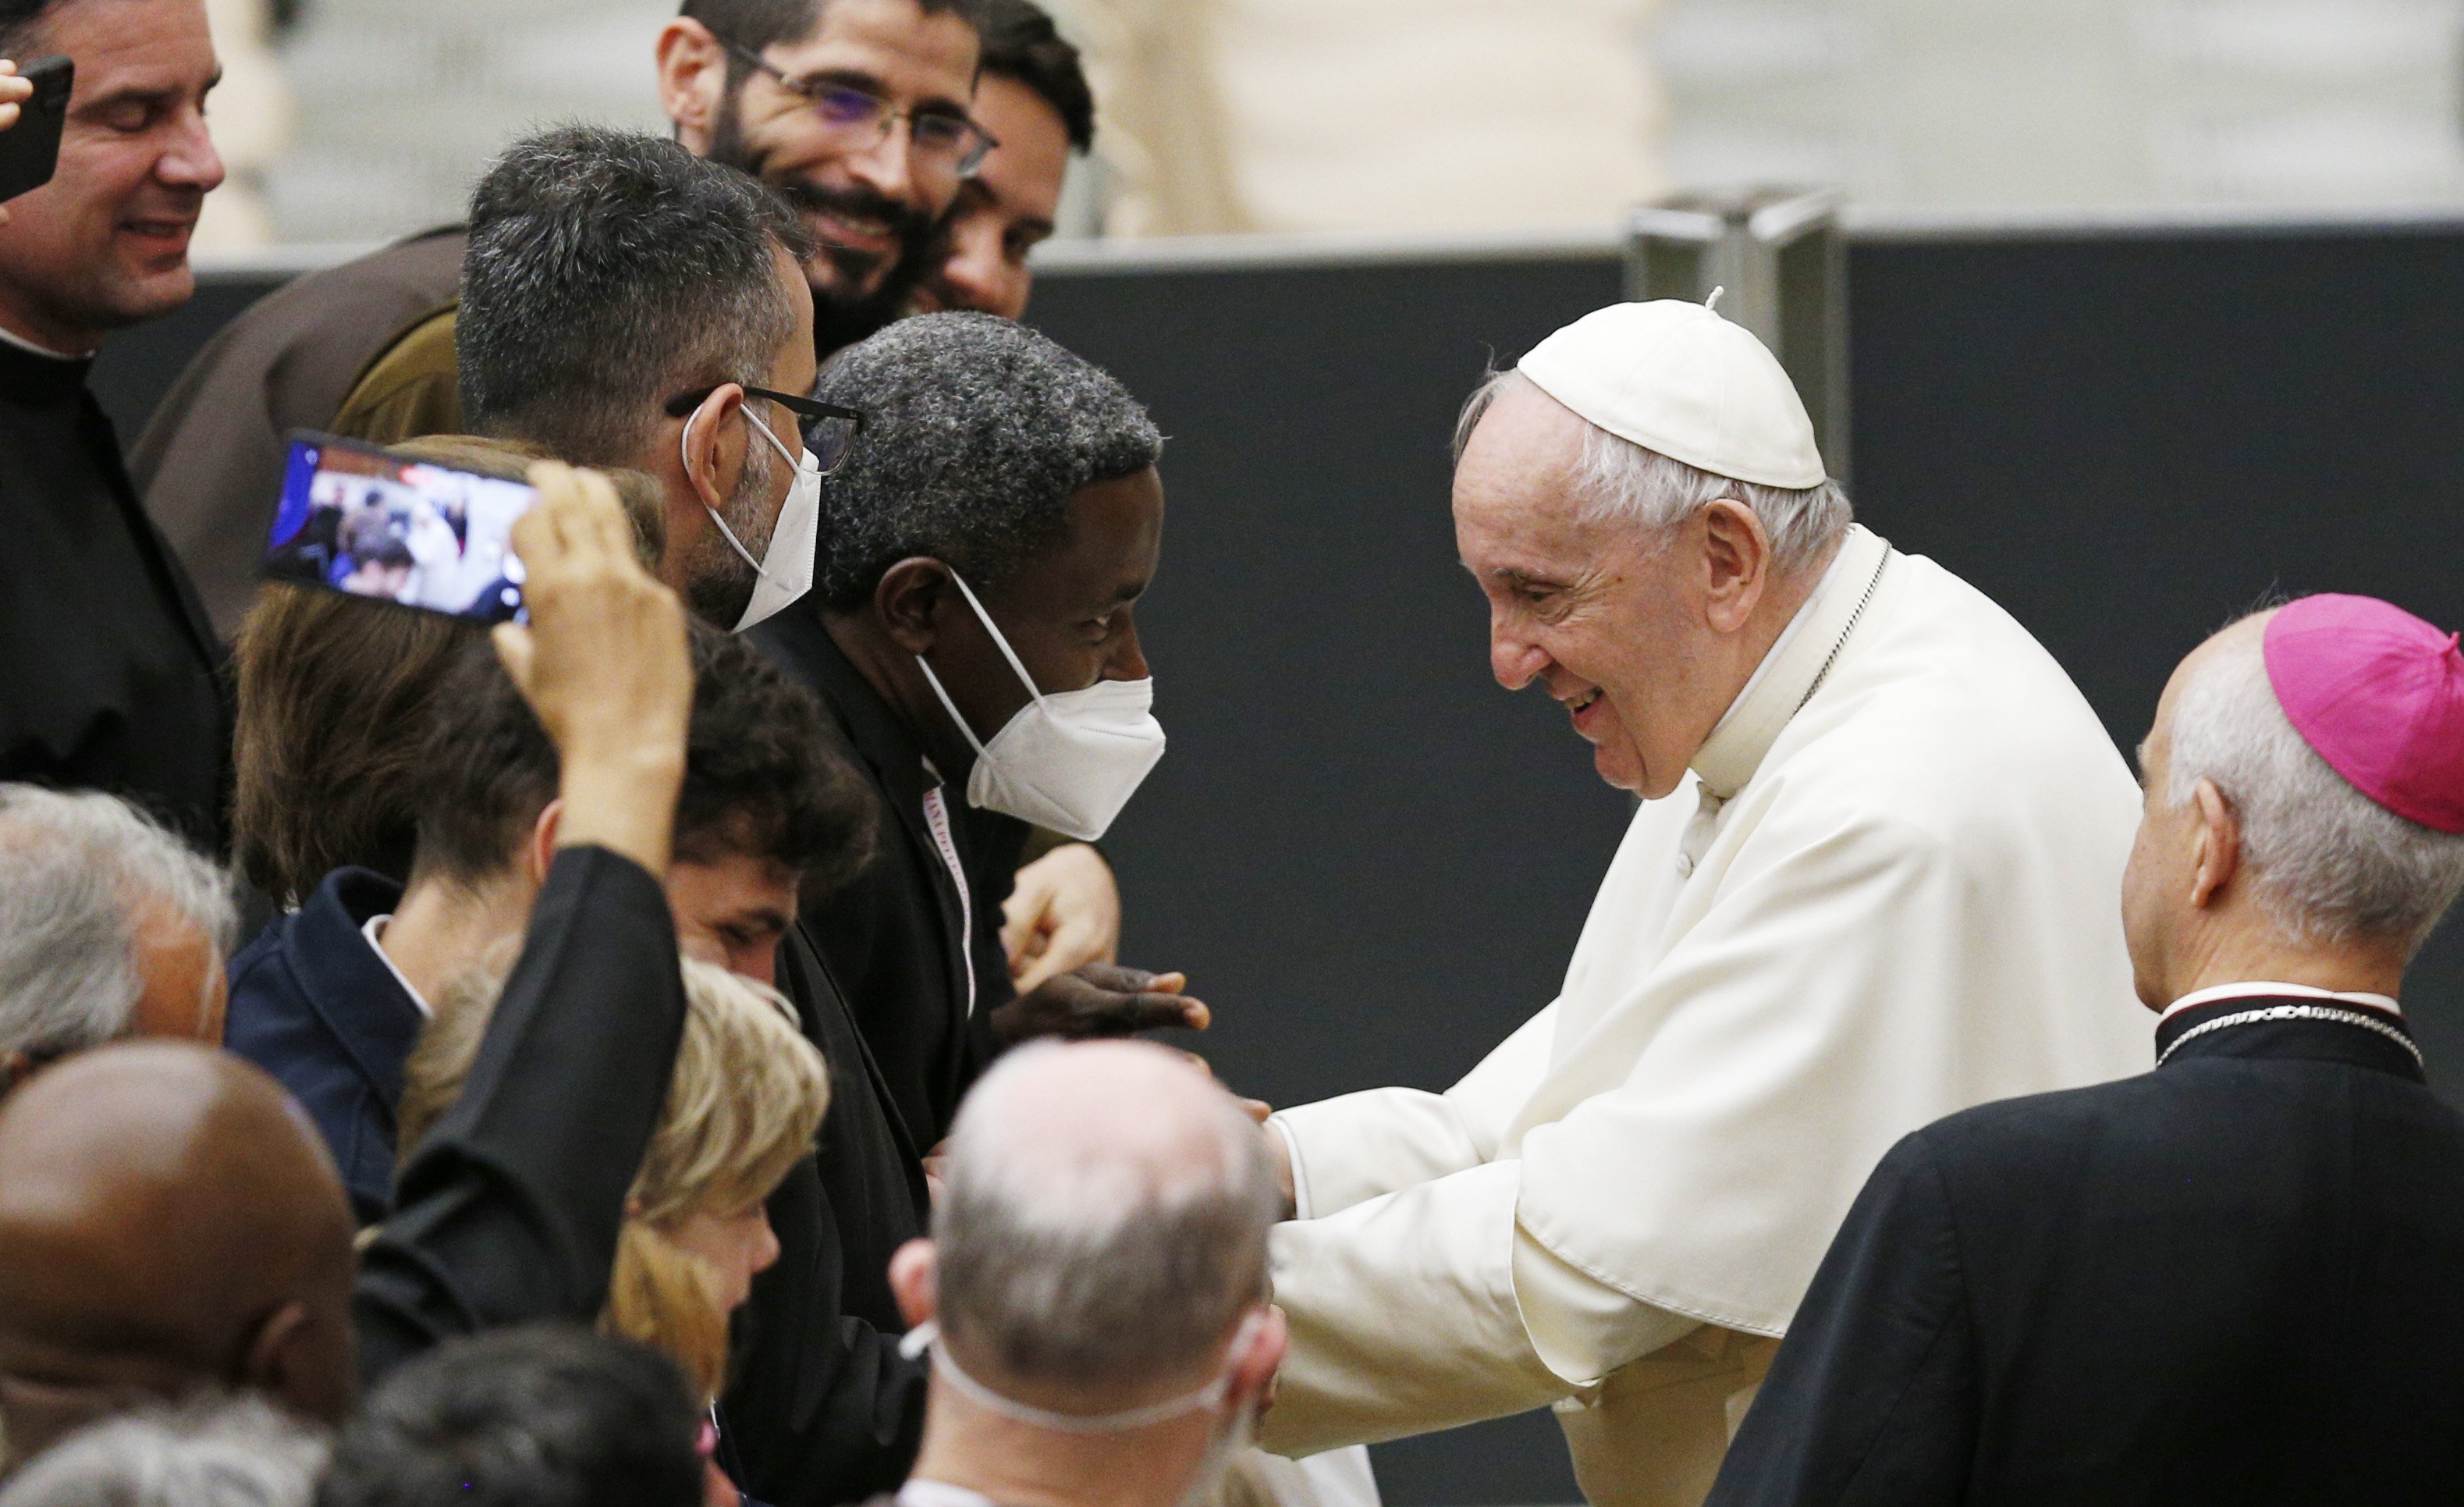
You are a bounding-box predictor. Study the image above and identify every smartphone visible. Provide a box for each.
[0,56,73,204]
[262,432,541,623]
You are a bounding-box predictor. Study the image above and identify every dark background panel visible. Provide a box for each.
[93,225,2464,1505]
[1844,226,2464,1086]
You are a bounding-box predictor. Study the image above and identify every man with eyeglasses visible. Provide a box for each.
[133,0,996,642]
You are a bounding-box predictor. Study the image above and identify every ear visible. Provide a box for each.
[1696,499,1774,635]
[240,1300,349,1427]
[888,1238,939,1329]
[656,18,730,151]
[2189,778,2241,910]
[678,385,751,521]
[526,798,564,885]
[0,1050,32,1098]
[1227,1304,1287,1409]
[875,558,957,657]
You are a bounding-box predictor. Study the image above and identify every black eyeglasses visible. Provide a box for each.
[722,40,999,179]
[666,384,864,475]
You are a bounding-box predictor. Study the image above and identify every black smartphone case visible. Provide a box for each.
[0,56,73,204]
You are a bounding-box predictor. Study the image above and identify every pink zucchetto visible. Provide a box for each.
[2263,593,2464,834]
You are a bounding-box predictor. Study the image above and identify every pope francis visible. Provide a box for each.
[1255,300,2151,1505]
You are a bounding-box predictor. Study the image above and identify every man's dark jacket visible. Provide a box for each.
[750,604,1027,1149]
[353,846,687,1384]
[1707,990,2464,1507]
[719,928,932,1507]
[224,866,419,1224]
[0,339,225,848]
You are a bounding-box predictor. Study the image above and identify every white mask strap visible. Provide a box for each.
[942,568,1049,710]
[680,395,796,583]
[900,1312,1264,1435]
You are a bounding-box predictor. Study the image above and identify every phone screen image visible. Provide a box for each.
[263,435,541,623]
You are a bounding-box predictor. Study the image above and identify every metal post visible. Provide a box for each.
[1624,188,1849,485]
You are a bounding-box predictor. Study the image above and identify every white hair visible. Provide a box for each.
[933,1042,1278,1393]
[0,1393,328,1507]
[2168,624,2464,953]
[0,785,238,1060]
[1454,368,1853,576]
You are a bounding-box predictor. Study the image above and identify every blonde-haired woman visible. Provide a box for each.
[397,957,829,1487]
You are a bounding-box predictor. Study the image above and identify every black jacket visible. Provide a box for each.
[353,846,687,1385]
[749,606,1025,1148]
[224,867,418,1223]
[717,928,932,1507]
[0,339,225,848]
[1707,991,2464,1507]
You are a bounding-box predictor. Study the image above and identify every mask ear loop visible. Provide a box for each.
[680,394,788,585]
[912,565,1049,757]
[942,568,1049,710]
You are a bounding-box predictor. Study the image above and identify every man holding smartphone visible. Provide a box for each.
[0,0,227,848]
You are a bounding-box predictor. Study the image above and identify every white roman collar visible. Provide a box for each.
[2160,979,2402,1022]
[360,914,435,1018]
[0,321,91,361]
[1692,524,1891,800]
[898,1480,998,1507]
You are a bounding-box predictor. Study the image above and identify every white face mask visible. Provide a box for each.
[912,569,1166,841]
[681,397,822,633]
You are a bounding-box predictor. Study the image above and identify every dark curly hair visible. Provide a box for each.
[410,621,873,891]
[812,311,1161,613]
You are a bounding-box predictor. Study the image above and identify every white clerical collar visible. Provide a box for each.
[360,914,435,1018]
[898,1480,998,1507]
[0,321,91,361]
[2160,980,2402,1022]
[1692,524,1891,799]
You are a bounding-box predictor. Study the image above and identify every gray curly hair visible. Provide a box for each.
[811,312,1163,612]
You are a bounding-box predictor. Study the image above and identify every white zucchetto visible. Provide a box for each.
[1516,299,1829,489]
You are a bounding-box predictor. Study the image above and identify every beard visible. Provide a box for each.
[705,91,944,357]
[679,425,779,630]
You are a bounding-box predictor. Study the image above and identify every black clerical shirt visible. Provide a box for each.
[0,336,224,846]
[751,606,1025,1147]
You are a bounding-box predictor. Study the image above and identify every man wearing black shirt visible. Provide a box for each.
[752,311,1202,1150]
[0,0,228,847]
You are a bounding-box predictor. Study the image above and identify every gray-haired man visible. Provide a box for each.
[750,311,1205,1152]
[0,784,235,1091]
[885,1040,1287,1507]
[1710,593,2464,1506]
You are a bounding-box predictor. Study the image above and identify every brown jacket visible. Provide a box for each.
[132,226,466,638]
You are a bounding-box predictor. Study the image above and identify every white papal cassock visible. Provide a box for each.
[1260,523,2150,1506]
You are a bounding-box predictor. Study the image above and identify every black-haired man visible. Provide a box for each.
[0,0,226,846]
[322,1328,708,1507]
[912,0,1091,321]
[224,621,871,1224]
[135,0,992,639]
[453,126,826,633]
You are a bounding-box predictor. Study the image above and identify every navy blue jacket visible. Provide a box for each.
[224,866,421,1223]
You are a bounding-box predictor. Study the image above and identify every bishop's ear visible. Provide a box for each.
[2188,777,2242,910]
[875,559,955,656]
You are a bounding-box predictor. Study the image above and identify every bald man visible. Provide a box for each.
[0,1041,357,1472]
[887,1040,1286,1507]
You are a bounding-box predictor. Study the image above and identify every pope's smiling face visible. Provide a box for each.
[1453,379,1767,800]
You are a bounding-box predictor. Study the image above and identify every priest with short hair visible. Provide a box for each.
[1706,593,2464,1506]
[1256,300,2150,1505]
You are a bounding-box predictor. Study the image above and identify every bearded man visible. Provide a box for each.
[1255,300,2150,1505]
